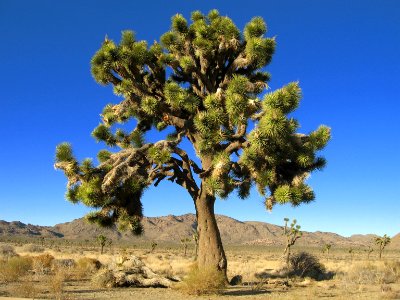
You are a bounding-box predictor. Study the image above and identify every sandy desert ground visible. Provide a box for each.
[0,241,399,299]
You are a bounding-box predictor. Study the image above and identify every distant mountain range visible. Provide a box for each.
[0,214,398,249]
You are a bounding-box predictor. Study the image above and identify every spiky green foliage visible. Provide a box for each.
[55,10,330,237]
[55,143,74,162]
[97,150,112,163]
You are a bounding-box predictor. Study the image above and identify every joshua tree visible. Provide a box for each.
[366,245,374,260]
[323,243,332,259]
[55,10,330,277]
[375,234,391,259]
[151,241,158,253]
[181,237,191,256]
[97,234,107,254]
[282,218,302,266]
[348,247,354,260]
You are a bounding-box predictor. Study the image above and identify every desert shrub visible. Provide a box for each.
[346,262,380,284]
[32,253,54,274]
[178,265,226,295]
[0,244,18,259]
[22,244,44,253]
[289,252,326,280]
[52,258,76,271]
[157,262,175,279]
[91,268,116,288]
[0,256,33,282]
[75,257,102,279]
[383,260,400,283]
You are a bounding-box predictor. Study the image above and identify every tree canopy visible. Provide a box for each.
[55,10,330,237]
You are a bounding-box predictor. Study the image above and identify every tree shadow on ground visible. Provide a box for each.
[255,269,336,281]
[68,288,109,294]
[223,286,271,296]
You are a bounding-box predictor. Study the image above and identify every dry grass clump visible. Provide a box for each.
[32,253,54,274]
[75,257,102,279]
[91,268,116,288]
[142,252,192,278]
[0,256,33,282]
[22,243,45,253]
[178,265,226,295]
[381,288,400,299]
[343,260,400,285]
[0,244,18,259]
[383,260,400,282]
[52,258,76,271]
[9,279,40,299]
[48,269,66,300]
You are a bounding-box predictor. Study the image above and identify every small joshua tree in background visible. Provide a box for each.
[348,247,354,260]
[365,245,374,260]
[181,237,191,256]
[151,241,158,253]
[97,234,107,254]
[282,218,302,267]
[375,234,391,259]
[323,243,332,259]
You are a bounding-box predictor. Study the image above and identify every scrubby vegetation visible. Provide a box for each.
[75,257,102,279]
[0,256,32,282]
[288,251,327,280]
[22,243,45,253]
[342,260,400,285]
[91,268,115,288]
[178,265,226,295]
[32,253,54,274]
[0,244,17,259]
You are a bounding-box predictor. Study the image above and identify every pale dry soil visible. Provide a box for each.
[0,243,399,299]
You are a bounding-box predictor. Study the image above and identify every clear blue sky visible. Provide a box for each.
[0,0,399,237]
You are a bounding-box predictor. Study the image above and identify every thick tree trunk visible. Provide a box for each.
[195,184,227,279]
